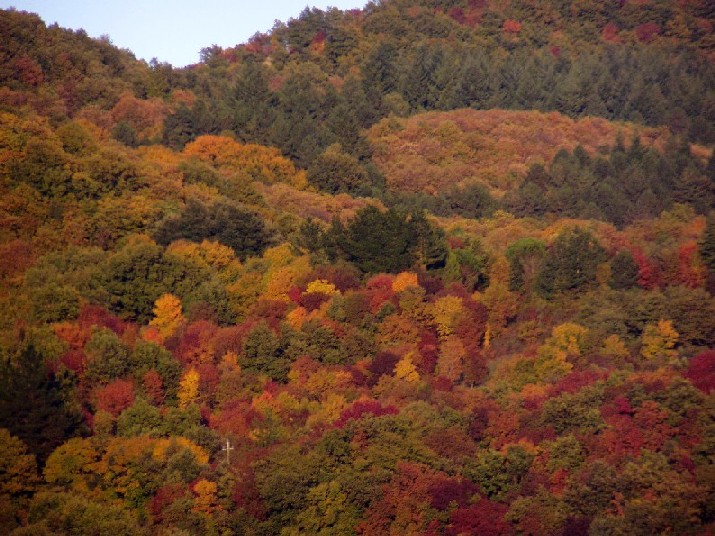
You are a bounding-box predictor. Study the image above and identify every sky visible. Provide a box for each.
[1,0,367,67]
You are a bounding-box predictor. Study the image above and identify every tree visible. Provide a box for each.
[541,386,604,435]
[142,369,165,405]
[436,336,466,383]
[149,293,185,340]
[536,228,606,298]
[12,138,73,197]
[84,328,130,384]
[448,498,512,536]
[283,480,360,536]
[392,272,419,293]
[178,368,200,408]
[686,350,715,393]
[394,353,420,383]
[307,144,368,194]
[0,344,85,464]
[241,321,290,382]
[445,182,499,219]
[0,428,38,533]
[94,379,135,417]
[130,341,182,402]
[465,445,534,501]
[506,238,546,292]
[444,238,490,291]
[183,134,304,187]
[192,478,220,515]
[163,103,198,149]
[0,428,38,497]
[534,323,589,382]
[233,59,275,143]
[640,319,679,363]
[155,198,272,261]
[328,206,420,273]
[116,398,163,437]
[101,239,176,323]
[610,250,640,290]
[432,296,465,337]
[701,214,715,292]
[112,120,139,147]
[19,492,146,535]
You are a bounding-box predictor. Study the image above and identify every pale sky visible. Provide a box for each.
[0,1,367,67]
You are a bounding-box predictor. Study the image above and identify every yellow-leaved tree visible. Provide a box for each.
[534,323,589,382]
[601,334,630,360]
[392,272,419,293]
[178,367,200,408]
[432,295,464,337]
[166,239,242,278]
[394,353,420,383]
[640,319,679,363]
[305,279,340,296]
[149,293,184,340]
[193,479,221,514]
[183,135,307,188]
[306,393,347,429]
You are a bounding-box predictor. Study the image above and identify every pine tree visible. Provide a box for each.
[610,250,640,290]
[701,214,715,272]
[0,344,85,464]
[536,228,606,298]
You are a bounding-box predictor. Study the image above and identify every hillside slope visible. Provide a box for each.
[368,109,670,194]
[1,4,715,536]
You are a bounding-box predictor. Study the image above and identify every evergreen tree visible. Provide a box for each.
[701,214,715,294]
[0,344,85,465]
[536,228,606,298]
[609,250,640,290]
[154,199,272,261]
[328,206,443,274]
[162,104,196,149]
[233,59,275,144]
[506,238,546,292]
[701,214,715,272]
[241,322,290,382]
[307,144,368,195]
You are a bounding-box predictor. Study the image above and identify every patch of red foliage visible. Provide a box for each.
[503,19,523,34]
[335,399,398,427]
[447,498,513,536]
[686,350,715,394]
[602,22,622,43]
[635,22,660,43]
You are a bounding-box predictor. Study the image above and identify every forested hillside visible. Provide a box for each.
[1,2,715,534]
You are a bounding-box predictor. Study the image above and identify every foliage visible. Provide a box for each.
[307,144,370,195]
[506,238,545,292]
[535,227,606,298]
[508,141,713,226]
[640,319,679,363]
[154,198,272,261]
[178,368,200,408]
[149,294,185,341]
[0,428,38,504]
[320,206,447,273]
[0,344,85,464]
[2,3,715,534]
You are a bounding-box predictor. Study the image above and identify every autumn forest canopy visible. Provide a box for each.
[1,1,715,534]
